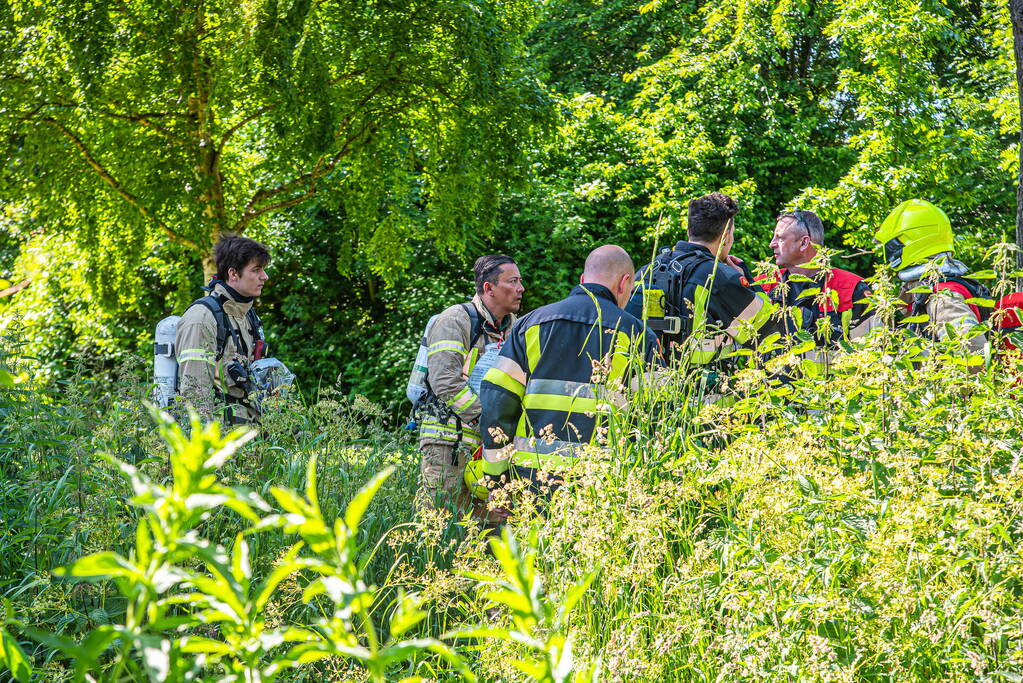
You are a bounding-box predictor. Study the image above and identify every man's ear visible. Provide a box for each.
[620,273,633,294]
[579,273,585,285]
[227,267,238,282]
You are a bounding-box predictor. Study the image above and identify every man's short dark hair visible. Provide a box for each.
[778,210,825,245]
[214,235,270,280]
[688,192,738,242]
[473,254,515,295]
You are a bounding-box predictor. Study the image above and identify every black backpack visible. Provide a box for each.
[185,284,265,362]
[640,248,714,344]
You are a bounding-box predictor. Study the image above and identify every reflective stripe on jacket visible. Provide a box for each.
[175,282,260,423]
[480,283,661,478]
[418,295,513,448]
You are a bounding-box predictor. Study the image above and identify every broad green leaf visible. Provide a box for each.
[344,467,394,534]
[0,628,31,683]
[59,552,141,581]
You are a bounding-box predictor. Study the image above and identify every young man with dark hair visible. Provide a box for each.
[626,192,775,364]
[175,234,270,424]
[417,255,524,509]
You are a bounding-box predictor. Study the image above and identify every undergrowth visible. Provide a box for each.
[2,255,1023,681]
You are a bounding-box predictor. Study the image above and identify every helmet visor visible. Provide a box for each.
[883,237,904,269]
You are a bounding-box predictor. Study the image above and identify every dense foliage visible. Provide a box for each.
[1,0,1020,406]
[2,3,1023,678]
[3,264,1023,680]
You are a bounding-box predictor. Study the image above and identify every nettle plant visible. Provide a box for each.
[5,410,460,682]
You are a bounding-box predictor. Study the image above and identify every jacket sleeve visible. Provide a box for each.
[426,307,481,423]
[928,289,988,355]
[479,327,529,479]
[175,307,221,417]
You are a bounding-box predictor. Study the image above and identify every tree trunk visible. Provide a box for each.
[1011,0,1023,284]
[189,1,227,282]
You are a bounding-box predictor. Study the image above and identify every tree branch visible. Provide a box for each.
[230,117,376,233]
[218,105,273,149]
[42,117,200,252]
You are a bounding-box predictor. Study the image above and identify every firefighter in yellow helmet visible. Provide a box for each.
[874,199,988,358]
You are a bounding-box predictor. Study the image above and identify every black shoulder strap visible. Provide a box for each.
[187,295,234,360]
[246,307,264,341]
[461,302,484,349]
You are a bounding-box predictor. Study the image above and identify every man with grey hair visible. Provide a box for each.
[757,209,876,342]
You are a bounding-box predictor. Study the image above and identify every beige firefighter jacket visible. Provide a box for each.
[418,295,514,448]
[176,282,261,423]
[900,278,988,357]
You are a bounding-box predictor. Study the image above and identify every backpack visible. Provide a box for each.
[153,281,265,408]
[186,293,265,362]
[405,302,485,430]
[638,248,712,345]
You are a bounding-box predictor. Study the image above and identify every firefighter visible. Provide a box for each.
[417,255,523,509]
[626,192,775,364]
[874,199,987,358]
[758,209,878,344]
[478,245,661,502]
[175,235,269,424]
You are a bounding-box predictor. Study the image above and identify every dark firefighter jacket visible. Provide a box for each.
[755,267,878,341]
[479,283,661,479]
[625,241,774,363]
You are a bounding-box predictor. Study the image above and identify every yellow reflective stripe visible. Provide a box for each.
[483,367,525,399]
[419,422,481,445]
[731,292,774,344]
[466,347,479,374]
[608,331,632,384]
[687,347,720,365]
[447,385,476,412]
[178,348,216,365]
[428,340,466,357]
[525,325,541,373]
[522,393,608,414]
[514,450,583,473]
[483,455,511,476]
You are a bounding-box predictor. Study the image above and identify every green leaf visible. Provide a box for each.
[555,570,598,627]
[902,315,930,324]
[0,627,32,683]
[790,340,816,355]
[59,552,141,581]
[344,467,394,534]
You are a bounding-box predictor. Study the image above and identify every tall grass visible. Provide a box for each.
[3,253,1023,681]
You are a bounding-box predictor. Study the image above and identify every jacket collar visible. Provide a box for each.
[472,294,514,334]
[213,282,254,317]
[570,282,617,305]
[674,240,713,257]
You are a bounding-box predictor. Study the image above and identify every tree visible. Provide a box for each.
[1010,0,1023,271]
[0,0,552,293]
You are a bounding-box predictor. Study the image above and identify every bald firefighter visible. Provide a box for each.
[478,245,661,500]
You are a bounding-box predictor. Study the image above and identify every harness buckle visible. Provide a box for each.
[648,316,682,335]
